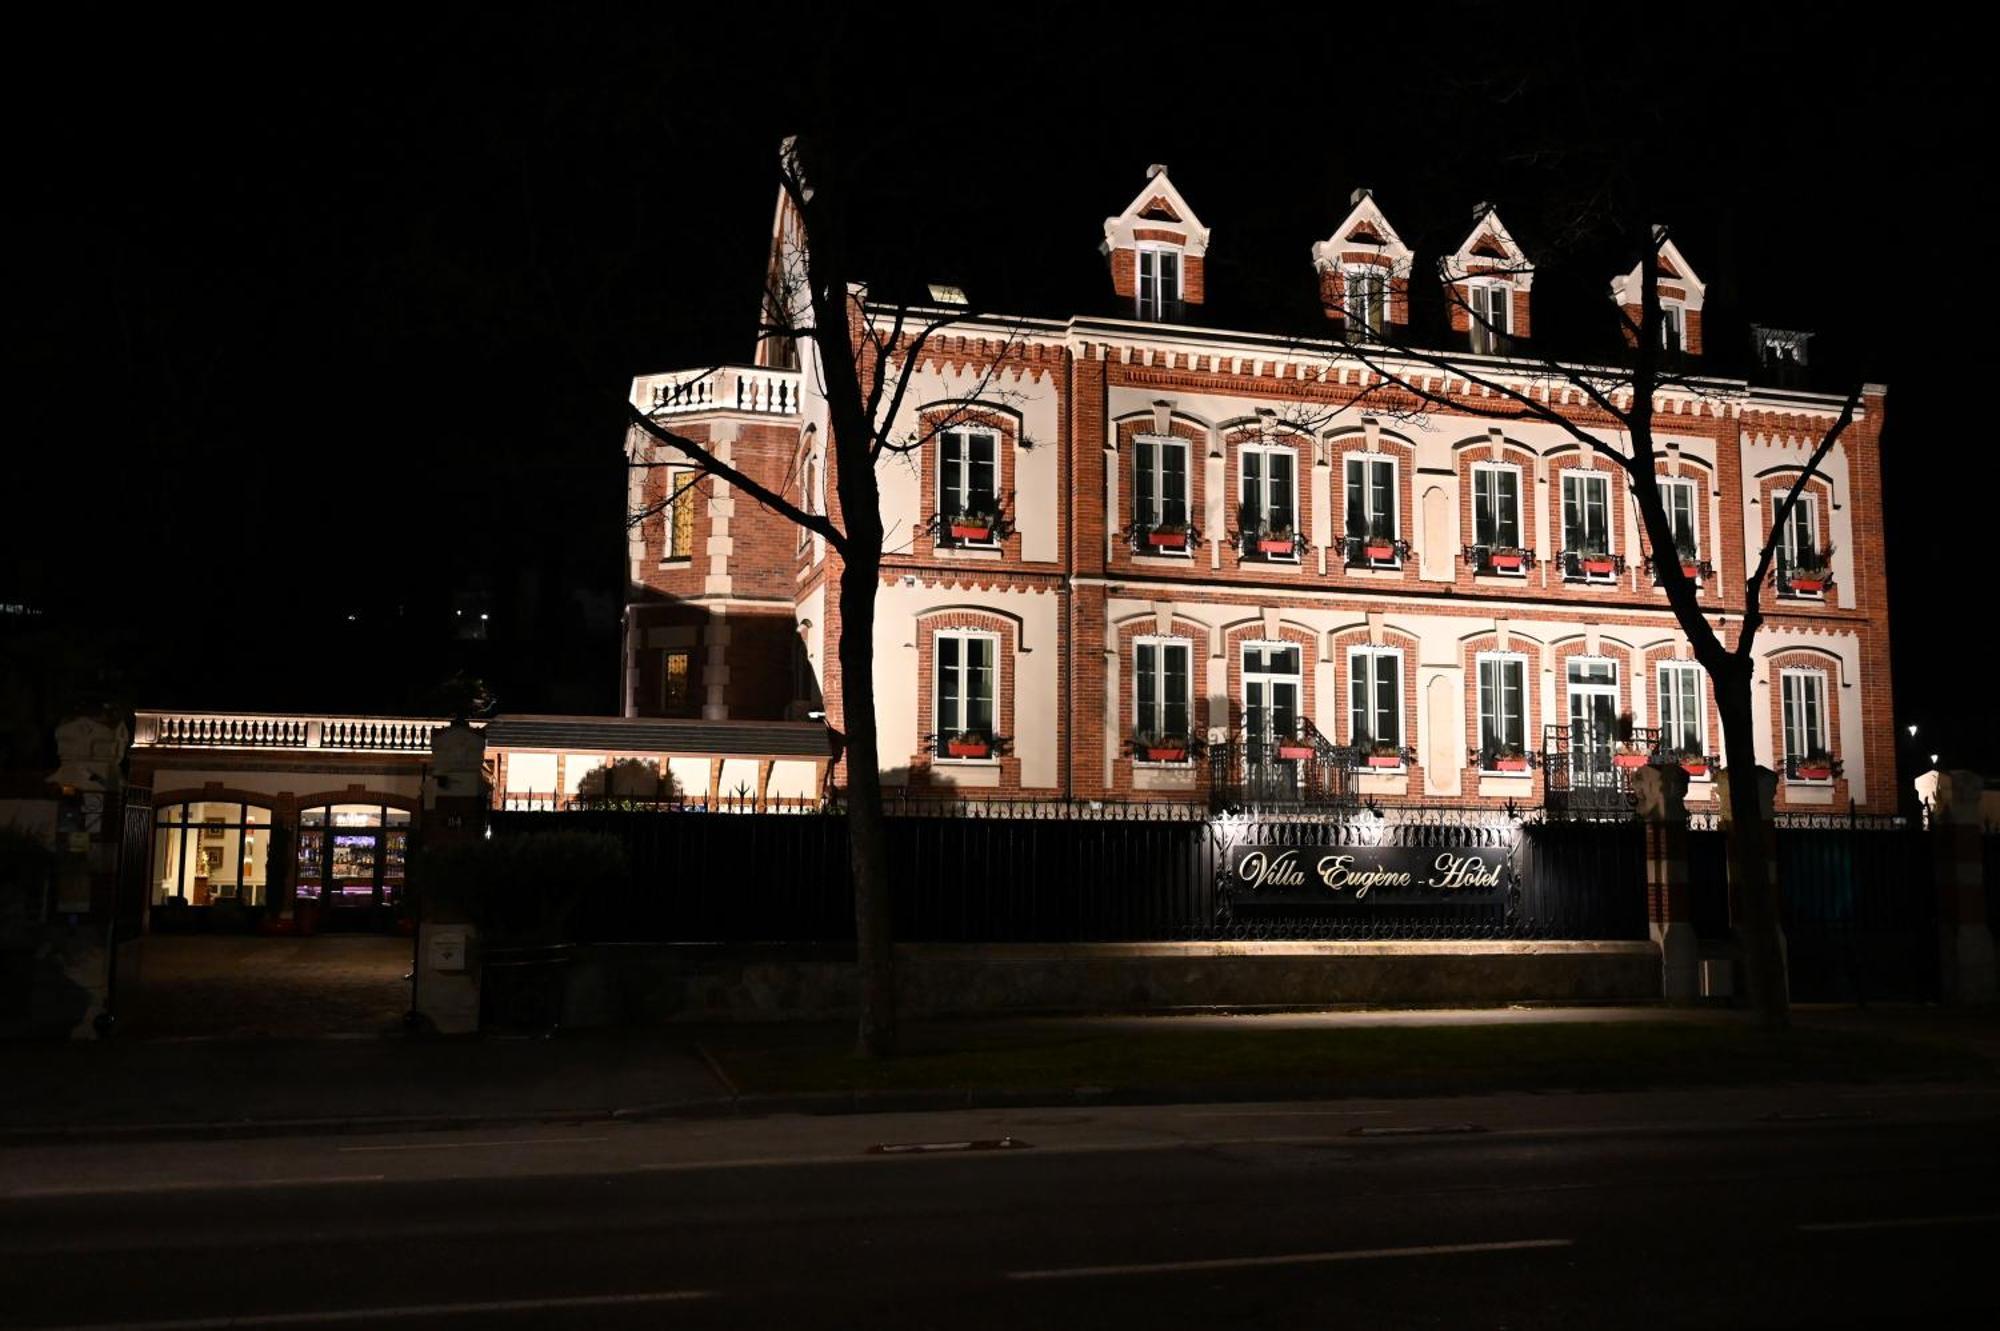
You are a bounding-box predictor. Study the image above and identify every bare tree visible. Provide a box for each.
[623,137,1029,1056]
[1300,222,1861,1030]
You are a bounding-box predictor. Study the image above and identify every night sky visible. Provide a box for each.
[6,4,1987,776]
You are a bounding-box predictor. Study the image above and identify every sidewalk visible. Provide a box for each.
[5,1006,1994,1146]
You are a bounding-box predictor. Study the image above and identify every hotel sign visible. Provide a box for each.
[1223,830,1517,906]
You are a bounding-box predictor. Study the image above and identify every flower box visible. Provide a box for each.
[1681,760,1709,778]
[1680,562,1702,579]
[1788,576,1826,594]
[1363,540,1396,561]
[1147,529,1188,549]
[1492,756,1529,772]
[1274,742,1316,761]
[1581,556,1617,576]
[1613,752,1649,770]
[1795,762,1833,781]
[946,739,991,759]
[949,522,994,542]
[1488,551,1525,571]
[1256,537,1295,556]
[1366,754,1403,768]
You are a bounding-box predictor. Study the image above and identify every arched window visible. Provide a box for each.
[152,801,273,908]
[296,802,413,911]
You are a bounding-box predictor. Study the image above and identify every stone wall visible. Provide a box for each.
[546,939,1662,1027]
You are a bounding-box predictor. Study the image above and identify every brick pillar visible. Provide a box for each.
[415,719,489,1035]
[1931,770,1996,1004]
[1635,763,1696,1001]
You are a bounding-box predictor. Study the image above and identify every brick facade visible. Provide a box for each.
[631,173,1896,813]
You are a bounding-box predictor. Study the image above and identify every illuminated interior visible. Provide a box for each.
[296,803,411,907]
[151,802,273,907]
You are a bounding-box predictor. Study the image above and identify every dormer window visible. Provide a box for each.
[1345,267,1387,337]
[1137,246,1181,321]
[1469,281,1512,354]
[1660,302,1685,352]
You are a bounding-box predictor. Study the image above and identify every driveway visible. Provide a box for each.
[125,934,413,1039]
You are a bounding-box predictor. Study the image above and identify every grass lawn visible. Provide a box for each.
[702,1018,1995,1098]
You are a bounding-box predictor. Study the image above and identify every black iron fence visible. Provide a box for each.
[1688,816,1937,1002]
[489,803,1648,945]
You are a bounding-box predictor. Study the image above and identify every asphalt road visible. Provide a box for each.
[3,1085,1996,1329]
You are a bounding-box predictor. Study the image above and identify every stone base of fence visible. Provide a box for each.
[537,939,1664,1027]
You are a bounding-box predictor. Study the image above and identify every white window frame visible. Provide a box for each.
[1474,650,1531,773]
[1660,477,1700,560]
[1240,442,1300,559]
[1347,645,1404,757]
[1562,469,1616,575]
[663,467,697,560]
[1343,452,1401,562]
[1657,661,1706,758]
[1780,491,1821,566]
[933,629,1000,760]
[1471,460,1525,554]
[1133,433,1192,552]
[1344,265,1388,335]
[1468,279,1512,354]
[1136,244,1182,321]
[1133,635,1194,758]
[1780,668,1831,780]
[1660,302,1685,351]
[937,428,1001,547]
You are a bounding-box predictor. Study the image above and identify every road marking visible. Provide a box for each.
[19,1290,716,1330]
[336,1136,611,1153]
[1178,1108,1393,1118]
[1349,1123,1487,1137]
[10,1175,387,1200]
[1800,1212,2000,1234]
[868,1136,1028,1155]
[1008,1237,1574,1281]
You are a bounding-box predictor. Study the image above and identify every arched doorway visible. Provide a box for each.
[295,801,412,929]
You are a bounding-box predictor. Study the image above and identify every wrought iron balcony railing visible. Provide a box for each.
[1645,554,1714,583]
[926,507,1014,549]
[1558,549,1626,582]
[1126,519,1200,555]
[1208,717,1357,810]
[1776,555,1834,598]
[1340,533,1412,568]
[1235,528,1306,562]
[1463,543,1536,575]
[1784,753,1843,782]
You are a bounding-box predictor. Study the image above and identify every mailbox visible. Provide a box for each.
[427,927,469,973]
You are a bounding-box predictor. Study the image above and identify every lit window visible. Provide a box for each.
[1137,247,1181,321]
[1472,462,1523,551]
[935,631,997,756]
[1240,443,1298,557]
[1345,266,1387,336]
[665,470,697,559]
[1134,639,1192,749]
[1469,281,1511,354]
[1658,662,1705,756]
[938,429,999,544]
[1349,648,1402,752]
[1476,654,1528,768]
[1781,671,1831,779]
[1134,435,1190,541]
[1660,303,1685,351]
[1562,470,1614,578]
[1344,454,1398,562]
[661,650,692,715]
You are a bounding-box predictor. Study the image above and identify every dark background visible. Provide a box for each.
[5,3,1983,779]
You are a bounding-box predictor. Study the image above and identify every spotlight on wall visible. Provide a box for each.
[1907,724,1918,737]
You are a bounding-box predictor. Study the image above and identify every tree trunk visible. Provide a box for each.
[838,544,897,1056]
[1716,678,1790,1029]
